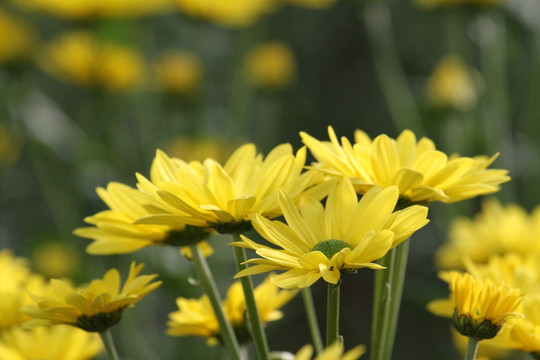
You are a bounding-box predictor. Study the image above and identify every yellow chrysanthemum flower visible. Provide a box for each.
[301,126,510,204]
[0,325,102,360]
[173,0,274,27]
[426,55,479,111]
[135,144,330,234]
[234,179,429,289]
[0,8,35,65]
[246,42,296,90]
[153,51,202,94]
[22,262,161,333]
[428,272,522,340]
[500,295,540,354]
[0,250,47,330]
[38,31,145,92]
[295,342,365,360]
[167,274,298,344]
[11,0,172,19]
[74,182,211,255]
[435,198,540,268]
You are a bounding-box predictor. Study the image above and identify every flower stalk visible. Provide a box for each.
[326,282,341,347]
[99,330,120,360]
[189,244,242,360]
[231,234,270,360]
[302,287,324,354]
[464,337,479,360]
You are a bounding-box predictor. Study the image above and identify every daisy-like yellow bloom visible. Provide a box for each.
[428,271,522,340]
[153,51,202,95]
[11,0,172,19]
[0,8,35,65]
[0,325,102,360]
[38,31,145,92]
[500,295,540,354]
[301,126,510,204]
[435,198,540,269]
[234,179,429,289]
[295,342,365,360]
[22,262,161,333]
[167,274,298,344]
[74,182,211,255]
[0,250,47,330]
[426,55,479,111]
[173,0,274,28]
[135,143,330,234]
[246,42,296,90]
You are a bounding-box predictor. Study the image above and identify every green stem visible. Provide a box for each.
[231,235,270,360]
[363,1,423,133]
[464,337,479,360]
[302,287,324,354]
[370,239,410,360]
[99,330,120,360]
[190,244,242,360]
[326,282,341,347]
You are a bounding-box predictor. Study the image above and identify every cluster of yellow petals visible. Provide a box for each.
[166,275,298,344]
[22,262,161,331]
[234,179,429,289]
[38,31,145,91]
[301,126,509,204]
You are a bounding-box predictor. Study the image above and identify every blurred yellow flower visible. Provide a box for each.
[0,250,46,330]
[282,0,338,9]
[135,144,330,234]
[435,198,540,268]
[428,272,522,340]
[22,262,161,332]
[11,0,172,19]
[166,136,236,164]
[0,325,102,360]
[167,274,298,344]
[426,55,479,110]
[234,180,429,289]
[301,126,510,204]
[74,182,210,254]
[154,51,202,94]
[0,8,35,64]
[173,0,274,27]
[246,42,296,90]
[32,242,79,279]
[295,342,365,360]
[39,31,145,92]
[501,295,540,353]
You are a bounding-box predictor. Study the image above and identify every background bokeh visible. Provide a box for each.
[1,0,539,358]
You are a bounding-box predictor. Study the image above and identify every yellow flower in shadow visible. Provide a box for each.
[22,262,161,332]
[0,8,35,65]
[301,126,510,204]
[234,179,429,289]
[153,51,202,94]
[246,42,296,90]
[167,274,298,345]
[294,342,365,360]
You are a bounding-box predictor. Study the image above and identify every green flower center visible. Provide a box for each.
[310,239,351,260]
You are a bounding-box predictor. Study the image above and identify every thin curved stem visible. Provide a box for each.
[302,287,324,354]
[99,330,120,360]
[190,244,242,360]
[464,337,479,360]
[326,282,341,347]
[231,235,270,360]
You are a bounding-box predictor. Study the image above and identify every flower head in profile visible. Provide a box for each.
[234,179,429,289]
[0,326,102,360]
[167,274,298,344]
[136,144,330,234]
[22,262,161,333]
[428,272,522,340]
[301,126,510,204]
[74,182,211,255]
[294,342,365,360]
[435,198,540,269]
